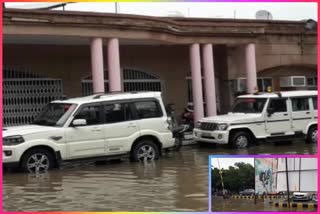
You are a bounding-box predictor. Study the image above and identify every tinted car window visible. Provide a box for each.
[104,103,134,123]
[292,98,310,112]
[74,105,101,125]
[269,99,287,113]
[135,100,163,119]
[312,97,317,110]
[232,98,267,113]
[33,103,77,127]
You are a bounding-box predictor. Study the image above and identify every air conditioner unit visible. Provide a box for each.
[280,76,306,87]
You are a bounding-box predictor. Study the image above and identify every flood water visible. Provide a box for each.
[2,146,209,212]
[212,197,317,212]
[199,139,317,155]
[2,140,316,212]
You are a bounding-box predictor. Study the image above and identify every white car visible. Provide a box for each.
[3,92,175,172]
[194,91,318,149]
[292,192,313,201]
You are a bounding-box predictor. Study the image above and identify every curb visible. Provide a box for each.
[232,196,285,199]
[273,202,317,209]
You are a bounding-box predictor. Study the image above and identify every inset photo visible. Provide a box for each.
[210,156,317,212]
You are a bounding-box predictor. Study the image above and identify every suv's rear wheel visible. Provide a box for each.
[307,126,318,144]
[20,148,54,173]
[131,140,159,162]
[230,131,250,149]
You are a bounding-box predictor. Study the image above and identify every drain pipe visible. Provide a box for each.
[254,158,257,204]
[285,158,291,208]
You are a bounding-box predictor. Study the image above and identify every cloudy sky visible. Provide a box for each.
[6,2,317,21]
[211,158,254,170]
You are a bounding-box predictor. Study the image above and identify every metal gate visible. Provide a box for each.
[81,68,163,96]
[3,66,63,127]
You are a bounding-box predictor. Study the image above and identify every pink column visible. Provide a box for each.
[245,43,258,94]
[190,44,204,123]
[108,38,122,92]
[202,44,217,116]
[90,38,105,93]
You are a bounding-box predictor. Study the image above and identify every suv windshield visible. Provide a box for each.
[232,98,267,113]
[32,103,77,127]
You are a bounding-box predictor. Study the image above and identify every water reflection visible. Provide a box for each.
[199,139,317,155]
[3,147,209,212]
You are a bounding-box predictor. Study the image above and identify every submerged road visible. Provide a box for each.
[3,139,316,211]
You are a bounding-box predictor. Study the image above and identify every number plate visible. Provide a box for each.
[202,133,211,137]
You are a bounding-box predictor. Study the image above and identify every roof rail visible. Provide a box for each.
[91,92,105,99]
[92,91,123,99]
[91,91,148,99]
[276,92,282,97]
[59,95,68,100]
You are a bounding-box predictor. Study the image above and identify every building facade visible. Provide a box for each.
[3,9,317,126]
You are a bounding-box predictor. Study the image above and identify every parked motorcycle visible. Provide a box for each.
[181,105,194,132]
[166,103,192,151]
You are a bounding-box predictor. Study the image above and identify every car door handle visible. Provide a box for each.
[306,112,310,114]
[92,127,101,132]
[283,113,288,116]
[127,125,137,128]
[50,136,63,141]
[127,123,137,128]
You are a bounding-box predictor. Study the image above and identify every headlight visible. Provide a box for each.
[217,124,228,131]
[3,135,25,146]
[196,121,201,128]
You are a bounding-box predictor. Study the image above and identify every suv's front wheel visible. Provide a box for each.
[20,148,54,173]
[131,140,160,162]
[230,131,251,149]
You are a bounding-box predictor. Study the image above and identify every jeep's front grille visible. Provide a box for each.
[200,122,217,131]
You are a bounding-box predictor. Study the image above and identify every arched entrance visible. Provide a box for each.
[81,68,164,95]
[3,66,63,126]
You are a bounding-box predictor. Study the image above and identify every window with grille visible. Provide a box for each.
[3,66,63,127]
[81,68,163,96]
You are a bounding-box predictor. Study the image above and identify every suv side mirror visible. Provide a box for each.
[267,108,275,116]
[72,119,87,126]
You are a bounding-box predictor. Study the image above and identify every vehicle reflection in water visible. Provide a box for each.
[3,147,209,212]
[212,197,317,212]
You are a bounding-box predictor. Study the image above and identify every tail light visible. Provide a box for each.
[167,117,173,130]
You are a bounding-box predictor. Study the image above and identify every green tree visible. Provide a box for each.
[212,162,254,194]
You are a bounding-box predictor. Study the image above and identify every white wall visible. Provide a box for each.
[276,158,317,192]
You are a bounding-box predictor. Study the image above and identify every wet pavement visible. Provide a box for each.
[2,140,316,211]
[212,197,317,212]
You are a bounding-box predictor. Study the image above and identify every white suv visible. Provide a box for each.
[194,91,317,149]
[3,92,175,172]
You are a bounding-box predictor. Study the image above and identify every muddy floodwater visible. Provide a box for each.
[199,139,317,155]
[2,140,315,211]
[212,197,317,212]
[3,146,209,212]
